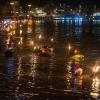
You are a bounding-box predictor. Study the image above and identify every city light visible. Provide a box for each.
[50,38,54,42]
[68,44,71,51]
[10,2,14,5]
[38,34,42,39]
[28,4,32,7]
[93,65,100,73]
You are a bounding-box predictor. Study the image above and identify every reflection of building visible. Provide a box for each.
[35,8,46,17]
[10,0,20,15]
[92,12,100,25]
[0,0,20,16]
[90,77,100,99]
[93,12,100,20]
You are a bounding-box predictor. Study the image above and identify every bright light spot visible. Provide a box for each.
[68,44,71,51]
[50,38,54,42]
[18,37,23,45]
[6,39,10,44]
[90,77,100,98]
[27,27,32,33]
[10,2,14,5]
[93,65,100,73]
[90,92,99,98]
[34,46,37,50]
[28,4,31,7]
[28,19,33,25]
[6,27,10,32]
[12,31,15,35]
[19,30,22,35]
[29,40,34,46]
[38,34,42,39]
[19,24,22,27]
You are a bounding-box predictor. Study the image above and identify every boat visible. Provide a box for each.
[39,45,53,57]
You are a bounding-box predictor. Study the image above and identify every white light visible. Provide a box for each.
[19,24,22,27]
[19,30,22,35]
[93,66,100,73]
[34,46,37,50]
[10,2,14,5]
[28,4,31,7]
[68,45,71,51]
[38,34,42,39]
[50,38,54,42]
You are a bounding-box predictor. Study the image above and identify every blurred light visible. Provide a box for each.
[90,77,100,98]
[29,40,34,46]
[6,27,10,32]
[12,31,15,35]
[19,30,22,35]
[4,19,12,25]
[27,27,32,33]
[22,19,27,24]
[18,37,23,45]
[19,24,22,27]
[10,2,14,5]
[34,46,37,50]
[38,34,42,39]
[28,19,32,25]
[50,38,54,42]
[93,65,100,73]
[28,4,31,7]
[68,44,71,51]
[6,39,10,44]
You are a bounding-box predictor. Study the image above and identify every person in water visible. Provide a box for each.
[71,48,84,75]
[5,39,14,57]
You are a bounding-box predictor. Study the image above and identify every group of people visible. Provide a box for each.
[5,35,84,76]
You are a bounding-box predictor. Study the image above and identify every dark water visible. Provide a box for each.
[0,19,100,99]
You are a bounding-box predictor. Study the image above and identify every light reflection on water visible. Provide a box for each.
[0,19,100,99]
[90,77,100,99]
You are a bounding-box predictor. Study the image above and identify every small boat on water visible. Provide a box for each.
[39,45,53,57]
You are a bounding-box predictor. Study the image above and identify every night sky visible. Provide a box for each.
[0,0,99,7]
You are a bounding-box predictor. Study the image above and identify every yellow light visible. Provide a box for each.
[6,27,10,32]
[38,34,42,39]
[93,66,100,73]
[50,38,54,42]
[29,40,34,46]
[68,44,71,51]
[12,31,15,35]
[6,39,10,44]
[19,30,22,35]
[28,20,33,26]
[34,46,37,50]
[18,37,23,45]
[19,24,22,27]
